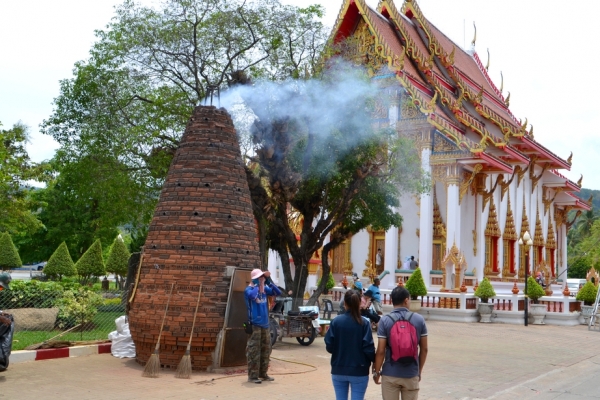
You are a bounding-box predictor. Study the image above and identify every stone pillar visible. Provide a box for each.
[384,225,399,288]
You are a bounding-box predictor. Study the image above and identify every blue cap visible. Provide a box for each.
[354,281,363,290]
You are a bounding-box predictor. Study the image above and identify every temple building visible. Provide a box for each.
[268,0,591,295]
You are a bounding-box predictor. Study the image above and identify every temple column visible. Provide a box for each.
[419,147,433,290]
[558,223,567,279]
[445,182,461,250]
[268,249,280,284]
[384,224,399,288]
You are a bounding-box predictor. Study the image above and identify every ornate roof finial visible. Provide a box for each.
[471,22,477,47]
[567,152,573,165]
[504,91,510,107]
[500,71,504,93]
[577,174,583,187]
[449,46,456,64]
[485,48,490,71]
[529,125,534,139]
[587,195,593,206]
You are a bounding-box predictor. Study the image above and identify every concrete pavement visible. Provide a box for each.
[2,320,600,399]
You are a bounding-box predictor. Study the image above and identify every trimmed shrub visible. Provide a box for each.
[0,232,22,270]
[526,276,546,304]
[105,235,130,288]
[576,281,598,306]
[474,277,496,303]
[317,272,336,294]
[75,240,105,284]
[44,242,76,280]
[405,268,427,300]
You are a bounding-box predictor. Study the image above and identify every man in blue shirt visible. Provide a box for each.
[372,287,428,399]
[244,268,281,384]
[368,278,383,315]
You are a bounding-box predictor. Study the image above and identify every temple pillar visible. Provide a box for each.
[558,223,567,279]
[418,147,433,289]
[445,183,461,250]
[384,224,399,288]
[268,249,279,284]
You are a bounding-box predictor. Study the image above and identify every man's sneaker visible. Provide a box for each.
[248,378,262,384]
[259,375,275,381]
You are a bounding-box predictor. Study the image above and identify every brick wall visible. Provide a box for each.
[128,105,261,370]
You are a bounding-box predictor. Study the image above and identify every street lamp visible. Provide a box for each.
[518,231,533,326]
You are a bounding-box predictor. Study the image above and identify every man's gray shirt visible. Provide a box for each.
[377,307,427,378]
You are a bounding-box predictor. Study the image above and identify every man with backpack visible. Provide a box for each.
[372,287,428,399]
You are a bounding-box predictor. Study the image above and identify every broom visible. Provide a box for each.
[142,282,175,378]
[175,283,203,379]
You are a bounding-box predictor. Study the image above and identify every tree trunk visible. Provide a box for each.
[307,242,333,306]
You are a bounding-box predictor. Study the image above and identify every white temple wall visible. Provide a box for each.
[350,230,370,277]
[398,193,420,268]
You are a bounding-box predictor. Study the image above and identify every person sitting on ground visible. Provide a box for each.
[361,290,381,325]
[368,278,383,316]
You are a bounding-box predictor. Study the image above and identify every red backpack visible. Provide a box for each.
[387,311,418,363]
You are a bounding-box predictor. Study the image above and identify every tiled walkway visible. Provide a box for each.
[3,321,600,399]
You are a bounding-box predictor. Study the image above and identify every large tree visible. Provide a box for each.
[42,0,327,234]
[0,122,46,236]
[239,62,428,306]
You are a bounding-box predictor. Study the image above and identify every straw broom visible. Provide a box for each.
[142,282,175,378]
[175,283,203,379]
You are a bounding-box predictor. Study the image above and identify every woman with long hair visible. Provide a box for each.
[325,289,375,400]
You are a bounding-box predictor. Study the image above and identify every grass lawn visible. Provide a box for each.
[12,311,123,351]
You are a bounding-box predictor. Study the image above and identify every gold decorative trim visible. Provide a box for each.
[503,197,517,241]
[546,214,556,249]
[500,168,518,200]
[459,164,482,204]
[485,199,501,237]
[542,187,562,216]
[533,209,545,247]
[441,242,468,291]
[472,229,477,256]
[529,156,550,193]
[433,189,447,240]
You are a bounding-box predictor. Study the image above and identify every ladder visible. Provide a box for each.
[588,286,600,331]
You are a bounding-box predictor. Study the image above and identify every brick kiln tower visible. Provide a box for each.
[128,105,261,370]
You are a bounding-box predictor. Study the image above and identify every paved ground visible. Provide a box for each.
[3,320,600,399]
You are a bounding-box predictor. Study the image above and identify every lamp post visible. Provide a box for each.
[518,231,533,327]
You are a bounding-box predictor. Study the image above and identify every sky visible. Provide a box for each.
[1,0,599,189]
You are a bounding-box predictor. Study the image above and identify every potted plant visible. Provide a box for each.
[577,281,598,324]
[474,277,496,322]
[526,276,547,325]
[404,268,427,311]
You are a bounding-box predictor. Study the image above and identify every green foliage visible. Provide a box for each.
[56,287,104,329]
[405,268,427,300]
[75,240,105,284]
[474,277,497,302]
[317,272,335,291]
[105,235,130,277]
[44,242,76,280]
[576,281,598,305]
[0,280,65,309]
[0,232,22,270]
[526,276,546,303]
[37,0,327,261]
[0,122,47,236]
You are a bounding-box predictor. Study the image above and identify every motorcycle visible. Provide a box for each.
[269,297,319,347]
